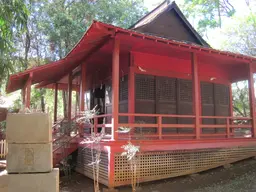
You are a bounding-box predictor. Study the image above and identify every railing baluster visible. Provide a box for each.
[226,118,230,138]
[158,116,162,140]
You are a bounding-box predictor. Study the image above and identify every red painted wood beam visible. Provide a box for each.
[192,53,200,139]
[112,38,120,140]
[68,72,72,121]
[108,148,115,188]
[79,64,86,111]
[128,53,135,132]
[229,84,233,116]
[229,84,233,135]
[248,63,256,137]
[54,83,58,123]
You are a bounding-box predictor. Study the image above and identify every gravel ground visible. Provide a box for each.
[60,158,256,192]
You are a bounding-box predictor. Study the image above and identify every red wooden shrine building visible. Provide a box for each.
[6,1,256,188]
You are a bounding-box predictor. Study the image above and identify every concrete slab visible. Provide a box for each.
[0,170,8,192]
[7,143,52,173]
[6,113,52,143]
[0,168,59,192]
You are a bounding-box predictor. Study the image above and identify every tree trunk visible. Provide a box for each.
[40,89,45,112]
[217,0,222,28]
[62,90,68,119]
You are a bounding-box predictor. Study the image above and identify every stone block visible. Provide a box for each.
[7,143,52,173]
[0,168,59,192]
[6,113,52,143]
[0,170,8,192]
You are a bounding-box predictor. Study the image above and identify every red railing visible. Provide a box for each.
[81,113,252,140]
[79,114,113,138]
[75,112,253,141]
[200,116,252,138]
[118,113,196,139]
[52,116,80,152]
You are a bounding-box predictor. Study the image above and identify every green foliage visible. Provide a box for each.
[0,0,29,89]
[0,0,28,51]
[232,82,250,117]
[2,0,146,117]
[181,0,235,33]
[41,0,147,58]
[220,14,256,56]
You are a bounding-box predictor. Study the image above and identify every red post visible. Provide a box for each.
[80,64,86,111]
[25,73,33,109]
[226,118,230,138]
[191,52,200,139]
[128,53,135,133]
[111,38,120,140]
[68,72,72,121]
[108,147,115,188]
[54,83,58,123]
[248,62,256,137]
[229,84,233,134]
[229,84,233,116]
[158,116,162,139]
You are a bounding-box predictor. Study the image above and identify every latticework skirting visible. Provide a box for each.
[76,146,256,187]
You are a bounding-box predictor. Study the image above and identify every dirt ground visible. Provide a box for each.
[60,158,256,192]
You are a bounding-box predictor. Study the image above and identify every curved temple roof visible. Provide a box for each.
[6,21,256,93]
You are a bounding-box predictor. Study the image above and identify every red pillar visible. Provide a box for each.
[128,53,135,130]
[191,52,200,139]
[229,83,233,135]
[80,64,86,111]
[25,73,33,109]
[248,62,256,137]
[229,84,233,116]
[111,38,120,140]
[54,83,58,123]
[68,72,72,121]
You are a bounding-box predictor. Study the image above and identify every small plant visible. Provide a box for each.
[121,142,140,192]
[78,106,104,192]
[88,132,105,192]
[76,105,99,124]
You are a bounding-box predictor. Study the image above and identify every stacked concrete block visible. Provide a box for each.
[0,168,59,192]
[0,113,59,192]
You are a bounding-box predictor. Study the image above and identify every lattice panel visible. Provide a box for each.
[178,102,193,130]
[135,74,156,100]
[119,101,128,123]
[135,101,156,134]
[215,105,230,128]
[120,75,128,101]
[201,105,215,133]
[114,146,256,186]
[157,77,177,102]
[201,82,214,104]
[179,79,192,102]
[214,84,229,105]
[158,103,177,134]
[76,147,109,186]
